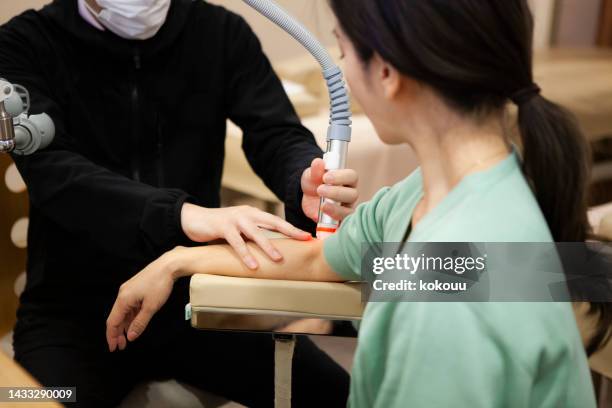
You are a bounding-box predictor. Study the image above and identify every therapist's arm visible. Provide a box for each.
[106,238,343,351]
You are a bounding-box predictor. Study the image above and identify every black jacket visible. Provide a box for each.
[0,0,321,345]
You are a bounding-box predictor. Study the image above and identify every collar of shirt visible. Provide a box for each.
[78,0,105,32]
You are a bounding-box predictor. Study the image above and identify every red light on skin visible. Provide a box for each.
[316,226,337,240]
[316,227,337,234]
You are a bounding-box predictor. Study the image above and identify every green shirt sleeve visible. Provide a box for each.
[323,186,391,281]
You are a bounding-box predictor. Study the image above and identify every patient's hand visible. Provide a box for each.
[106,252,177,352]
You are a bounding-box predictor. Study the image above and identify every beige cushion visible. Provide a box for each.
[534,48,612,142]
[589,203,612,232]
[190,274,364,320]
[600,213,612,241]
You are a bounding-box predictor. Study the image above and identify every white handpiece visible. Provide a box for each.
[241,0,352,239]
[316,140,349,239]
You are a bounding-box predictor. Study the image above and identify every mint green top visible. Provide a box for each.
[324,152,595,408]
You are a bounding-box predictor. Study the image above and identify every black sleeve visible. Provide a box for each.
[0,21,193,263]
[223,13,323,233]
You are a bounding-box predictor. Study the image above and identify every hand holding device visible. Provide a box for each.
[242,0,352,239]
[301,158,358,222]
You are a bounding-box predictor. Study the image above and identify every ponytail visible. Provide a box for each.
[517,91,612,355]
[516,91,590,242]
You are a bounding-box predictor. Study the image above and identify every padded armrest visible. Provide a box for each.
[190,274,364,320]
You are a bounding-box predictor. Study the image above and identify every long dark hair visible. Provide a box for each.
[329,0,611,354]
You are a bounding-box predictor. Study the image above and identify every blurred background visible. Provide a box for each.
[0,1,612,405]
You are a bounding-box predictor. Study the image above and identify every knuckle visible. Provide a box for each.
[130,320,144,334]
[258,237,271,247]
[142,304,156,315]
[236,221,250,232]
[118,286,130,299]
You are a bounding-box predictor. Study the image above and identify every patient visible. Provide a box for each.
[106,0,605,406]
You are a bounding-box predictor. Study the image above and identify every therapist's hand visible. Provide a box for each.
[181,204,311,269]
[301,158,359,222]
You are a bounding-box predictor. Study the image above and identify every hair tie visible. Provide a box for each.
[510,83,541,106]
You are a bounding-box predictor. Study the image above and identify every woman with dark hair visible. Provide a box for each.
[105,1,604,406]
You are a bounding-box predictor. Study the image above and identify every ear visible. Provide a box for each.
[372,54,401,100]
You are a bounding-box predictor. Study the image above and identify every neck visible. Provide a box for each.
[401,102,509,216]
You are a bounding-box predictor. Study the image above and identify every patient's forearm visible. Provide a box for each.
[169,239,344,282]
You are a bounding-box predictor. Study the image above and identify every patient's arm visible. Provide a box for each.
[170,238,343,282]
[106,238,343,352]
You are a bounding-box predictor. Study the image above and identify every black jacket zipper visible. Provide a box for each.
[131,48,142,182]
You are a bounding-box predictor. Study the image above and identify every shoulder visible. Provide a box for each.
[370,169,422,212]
[189,1,262,61]
[388,169,422,201]
[0,8,55,67]
[472,166,552,241]
[191,1,254,37]
[427,162,552,242]
[349,169,422,231]
[0,8,45,38]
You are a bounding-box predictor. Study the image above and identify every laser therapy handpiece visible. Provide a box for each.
[242,0,352,239]
[0,79,55,155]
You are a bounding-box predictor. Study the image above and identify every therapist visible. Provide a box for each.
[0,0,356,407]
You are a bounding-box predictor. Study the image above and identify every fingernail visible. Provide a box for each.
[272,250,283,260]
[246,257,258,269]
[317,185,328,194]
[324,174,334,184]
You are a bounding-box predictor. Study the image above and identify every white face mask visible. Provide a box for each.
[86,0,171,40]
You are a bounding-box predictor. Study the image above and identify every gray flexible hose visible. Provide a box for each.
[242,0,351,140]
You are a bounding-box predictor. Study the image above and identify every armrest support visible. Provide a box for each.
[190,274,364,320]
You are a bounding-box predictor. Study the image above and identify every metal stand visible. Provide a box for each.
[274,334,296,408]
